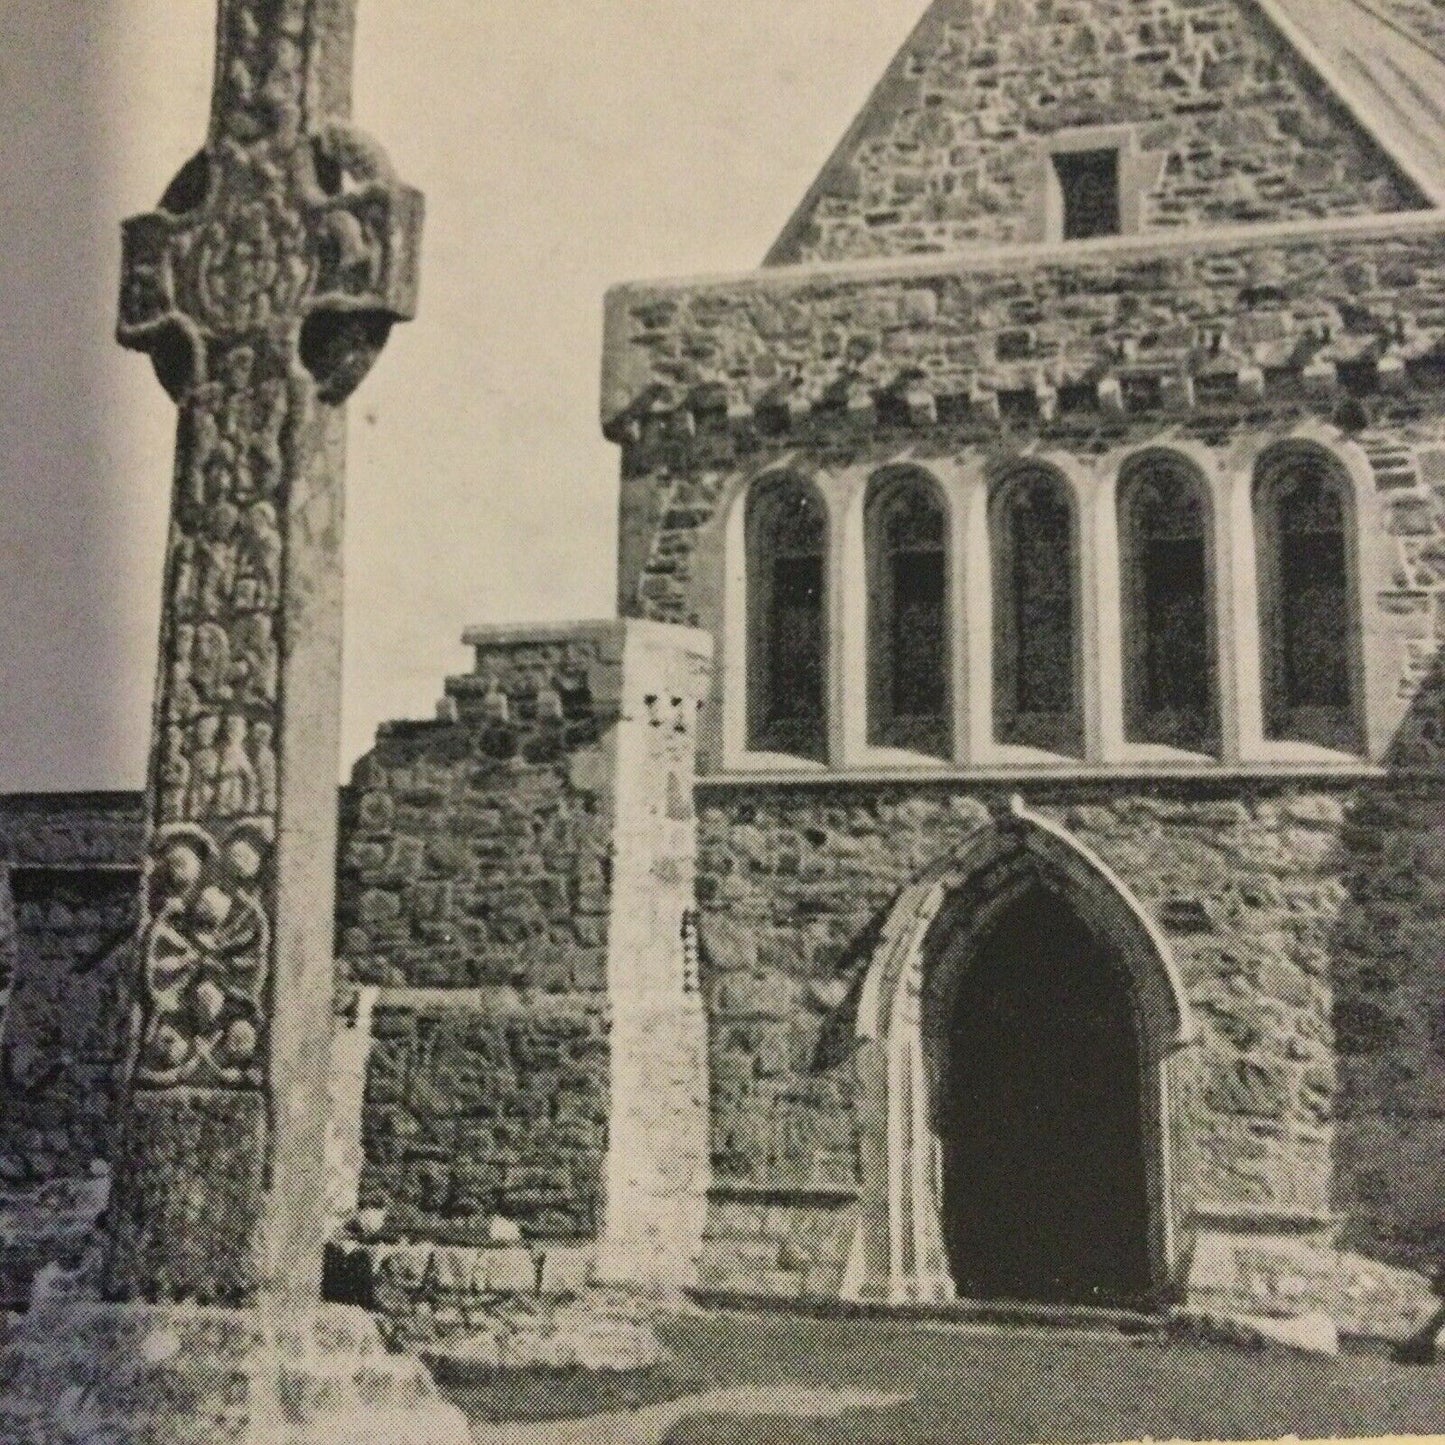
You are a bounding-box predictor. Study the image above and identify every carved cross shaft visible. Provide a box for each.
[103,0,421,1306]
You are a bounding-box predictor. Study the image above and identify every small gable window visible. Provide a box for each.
[1054,148,1121,240]
[866,470,950,757]
[746,474,828,759]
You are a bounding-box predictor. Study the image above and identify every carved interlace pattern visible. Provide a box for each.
[214,0,310,144]
[182,158,312,333]
[139,344,290,1090]
[115,0,420,1098]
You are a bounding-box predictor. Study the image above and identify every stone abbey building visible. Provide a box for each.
[7,0,1445,1328]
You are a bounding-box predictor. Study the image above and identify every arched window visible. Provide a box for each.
[866,471,950,756]
[746,474,827,758]
[1119,455,1217,751]
[1255,448,1359,750]
[992,469,1081,753]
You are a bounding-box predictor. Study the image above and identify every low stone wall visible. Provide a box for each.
[340,619,712,1290]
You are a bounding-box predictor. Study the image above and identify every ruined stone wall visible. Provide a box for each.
[0,795,142,1186]
[336,628,626,1245]
[336,620,712,1275]
[358,1000,609,1245]
[769,0,1421,264]
[694,777,1445,1295]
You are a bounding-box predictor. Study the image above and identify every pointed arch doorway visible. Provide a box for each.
[847,802,1193,1309]
[932,879,1150,1304]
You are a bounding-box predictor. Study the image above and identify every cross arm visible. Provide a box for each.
[301,122,424,402]
[117,207,200,400]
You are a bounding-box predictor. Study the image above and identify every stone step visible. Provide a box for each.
[686,1288,1168,1338]
[1358,433,1421,490]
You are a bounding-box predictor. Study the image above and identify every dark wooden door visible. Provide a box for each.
[940,885,1151,1306]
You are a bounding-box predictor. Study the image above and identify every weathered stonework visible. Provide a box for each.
[340,620,713,1291]
[0,1,463,1441]
[98,0,424,1310]
[0,797,145,1310]
[0,793,141,1050]
[0,1292,470,1445]
[359,998,610,1244]
[0,790,143,1183]
[692,778,1445,1306]
[593,0,1445,1302]
[337,625,626,1250]
[767,0,1423,264]
[338,632,622,995]
[0,867,136,1184]
[0,793,143,871]
[606,219,1445,437]
[13,0,1445,1344]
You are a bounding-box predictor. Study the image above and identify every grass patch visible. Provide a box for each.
[646,1312,1445,1444]
[425,1357,702,1424]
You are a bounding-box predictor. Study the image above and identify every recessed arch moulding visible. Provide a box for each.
[844,797,1198,1306]
[690,782,1401,1322]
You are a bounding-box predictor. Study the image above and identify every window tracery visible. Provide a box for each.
[1119,456,1218,752]
[1255,447,1359,750]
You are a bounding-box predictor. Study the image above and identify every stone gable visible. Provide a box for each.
[767,0,1425,265]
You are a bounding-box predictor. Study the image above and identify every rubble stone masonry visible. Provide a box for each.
[768,0,1422,264]
[335,620,712,1283]
[691,778,1445,1295]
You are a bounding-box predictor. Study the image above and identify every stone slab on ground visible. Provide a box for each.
[0,1291,470,1445]
[1185,1227,1439,1340]
[396,1287,670,1374]
[1169,1307,1340,1355]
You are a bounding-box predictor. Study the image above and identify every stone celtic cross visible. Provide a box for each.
[104,0,420,1306]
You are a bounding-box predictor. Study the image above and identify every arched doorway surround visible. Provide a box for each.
[843,798,1195,1305]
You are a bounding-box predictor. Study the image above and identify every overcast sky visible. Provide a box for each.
[0,0,926,791]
